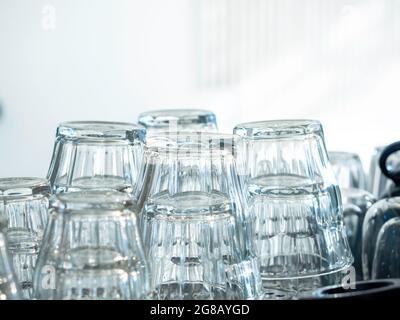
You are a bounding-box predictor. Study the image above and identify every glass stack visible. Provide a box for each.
[0,177,50,299]
[0,110,364,300]
[234,120,353,299]
[138,133,262,300]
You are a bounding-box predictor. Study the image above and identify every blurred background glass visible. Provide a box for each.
[1,0,400,175]
[138,109,218,133]
[329,152,367,190]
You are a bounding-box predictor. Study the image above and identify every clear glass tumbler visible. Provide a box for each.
[0,232,21,300]
[368,146,400,199]
[33,190,149,300]
[138,109,218,133]
[341,189,375,280]
[0,177,50,299]
[47,121,146,194]
[234,120,353,299]
[329,152,367,190]
[138,132,262,300]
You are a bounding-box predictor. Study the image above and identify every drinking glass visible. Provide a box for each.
[329,152,367,190]
[138,132,262,300]
[33,190,149,300]
[362,197,400,280]
[234,120,353,299]
[0,177,50,299]
[47,121,146,194]
[368,145,400,198]
[138,109,218,133]
[0,232,21,300]
[341,189,375,280]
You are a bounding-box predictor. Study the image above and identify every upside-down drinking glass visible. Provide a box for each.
[341,189,375,280]
[0,177,50,299]
[33,190,149,300]
[329,152,367,190]
[0,231,21,300]
[327,152,375,280]
[137,133,262,300]
[138,109,218,133]
[47,121,146,194]
[368,145,400,199]
[234,120,353,299]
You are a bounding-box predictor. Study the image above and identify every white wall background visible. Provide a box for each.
[1,0,400,177]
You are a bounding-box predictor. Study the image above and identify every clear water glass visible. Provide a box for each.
[368,146,400,198]
[341,189,375,280]
[0,177,50,299]
[138,132,262,300]
[138,109,218,133]
[0,232,21,300]
[329,152,367,190]
[33,190,149,300]
[47,121,146,194]
[234,120,353,299]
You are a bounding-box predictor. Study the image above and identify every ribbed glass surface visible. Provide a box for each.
[47,121,146,194]
[137,133,262,300]
[234,120,353,298]
[33,190,149,300]
[0,177,50,299]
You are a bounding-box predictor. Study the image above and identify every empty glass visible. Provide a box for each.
[138,133,262,300]
[377,141,400,198]
[368,145,400,198]
[0,232,21,300]
[138,109,218,133]
[341,189,375,280]
[327,152,375,280]
[329,152,367,190]
[0,177,50,299]
[33,190,149,300]
[47,121,146,194]
[234,120,353,298]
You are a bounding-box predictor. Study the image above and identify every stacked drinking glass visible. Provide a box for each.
[0,110,360,300]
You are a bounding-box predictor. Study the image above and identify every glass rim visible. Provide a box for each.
[234,119,323,139]
[50,190,137,213]
[329,151,361,161]
[56,121,146,141]
[138,109,216,128]
[341,188,376,205]
[144,132,238,157]
[0,177,50,199]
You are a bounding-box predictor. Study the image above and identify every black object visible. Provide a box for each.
[379,141,400,198]
[307,279,400,300]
